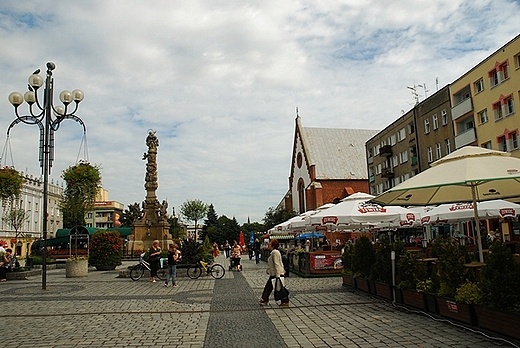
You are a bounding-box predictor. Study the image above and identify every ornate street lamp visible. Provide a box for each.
[8,62,86,290]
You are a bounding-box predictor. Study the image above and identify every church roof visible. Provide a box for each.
[300,126,379,180]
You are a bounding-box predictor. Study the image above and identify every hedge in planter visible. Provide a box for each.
[480,241,520,311]
[89,230,123,269]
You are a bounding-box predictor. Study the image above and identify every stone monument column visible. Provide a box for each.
[130,130,171,254]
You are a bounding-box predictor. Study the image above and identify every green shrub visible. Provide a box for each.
[480,242,520,311]
[341,242,354,275]
[436,238,471,298]
[455,281,482,304]
[352,236,375,278]
[88,230,123,267]
[397,250,427,290]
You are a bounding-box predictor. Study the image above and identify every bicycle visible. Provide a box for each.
[130,253,168,281]
[186,260,225,279]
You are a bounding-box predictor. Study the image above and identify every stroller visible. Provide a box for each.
[229,257,242,271]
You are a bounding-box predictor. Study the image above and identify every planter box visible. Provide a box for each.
[437,297,477,326]
[475,305,520,340]
[374,281,392,300]
[355,277,369,293]
[394,287,403,304]
[342,273,355,288]
[402,288,426,310]
[368,279,377,295]
[66,259,88,278]
[424,292,439,315]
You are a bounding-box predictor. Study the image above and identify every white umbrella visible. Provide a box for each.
[421,199,520,225]
[371,146,520,262]
[307,192,405,228]
[287,203,335,232]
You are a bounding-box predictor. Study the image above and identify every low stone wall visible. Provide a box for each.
[6,269,41,280]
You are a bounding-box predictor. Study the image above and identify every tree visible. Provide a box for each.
[263,206,297,230]
[0,167,24,206]
[61,161,101,228]
[179,199,208,238]
[119,202,143,227]
[168,207,186,240]
[200,204,218,241]
[2,207,28,242]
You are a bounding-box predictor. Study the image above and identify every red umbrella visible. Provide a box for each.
[239,231,245,247]
[0,240,8,248]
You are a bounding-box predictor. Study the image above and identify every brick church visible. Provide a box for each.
[281,116,379,214]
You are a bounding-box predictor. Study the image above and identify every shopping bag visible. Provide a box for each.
[273,277,289,301]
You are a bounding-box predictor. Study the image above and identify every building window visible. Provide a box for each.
[488,60,509,87]
[478,109,488,124]
[390,155,399,168]
[493,101,503,121]
[512,132,519,150]
[376,163,382,175]
[515,53,520,69]
[474,78,484,93]
[445,138,451,154]
[408,122,415,134]
[427,146,433,163]
[481,141,492,149]
[435,143,442,160]
[441,109,448,126]
[504,96,515,116]
[388,134,396,146]
[432,114,438,130]
[497,136,507,152]
[397,128,406,141]
[399,150,408,164]
[424,119,430,134]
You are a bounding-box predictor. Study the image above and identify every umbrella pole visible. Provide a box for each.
[471,186,484,263]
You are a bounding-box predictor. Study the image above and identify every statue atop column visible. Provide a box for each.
[130,130,171,253]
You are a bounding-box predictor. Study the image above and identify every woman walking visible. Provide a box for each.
[259,239,289,306]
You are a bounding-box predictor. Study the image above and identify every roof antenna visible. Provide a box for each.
[407,85,419,105]
[295,107,299,117]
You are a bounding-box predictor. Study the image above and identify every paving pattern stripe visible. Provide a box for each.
[204,271,288,348]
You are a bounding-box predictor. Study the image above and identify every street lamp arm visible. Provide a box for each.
[7,116,44,135]
[50,114,87,134]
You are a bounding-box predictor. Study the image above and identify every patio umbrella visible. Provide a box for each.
[307,192,405,228]
[287,203,335,232]
[421,199,520,225]
[371,146,520,262]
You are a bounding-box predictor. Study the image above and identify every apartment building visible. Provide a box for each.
[450,34,520,155]
[367,86,455,195]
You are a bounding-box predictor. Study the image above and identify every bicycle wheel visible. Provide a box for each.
[156,266,167,281]
[210,264,225,279]
[130,264,144,281]
[187,265,202,279]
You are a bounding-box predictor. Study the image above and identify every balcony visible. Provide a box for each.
[367,156,374,164]
[381,168,394,178]
[455,127,477,149]
[379,145,392,157]
[451,98,473,121]
[411,156,418,166]
[369,175,375,183]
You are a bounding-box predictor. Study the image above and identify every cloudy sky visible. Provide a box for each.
[0,1,519,224]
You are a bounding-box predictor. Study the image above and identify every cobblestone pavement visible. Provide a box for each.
[1,254,518,348]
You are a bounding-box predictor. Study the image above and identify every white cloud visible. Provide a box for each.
[0,0,519,223]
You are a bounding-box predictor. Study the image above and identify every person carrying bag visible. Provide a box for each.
[258,239,289,306]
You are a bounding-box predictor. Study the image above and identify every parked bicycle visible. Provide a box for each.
[187,260,225,279]
[130,253,168,281]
